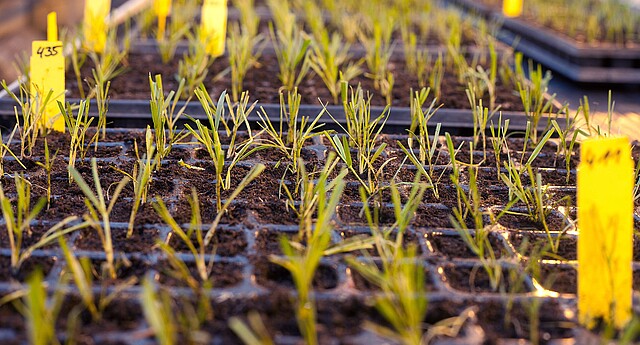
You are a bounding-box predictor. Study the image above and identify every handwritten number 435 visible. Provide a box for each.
[36,45,61,58]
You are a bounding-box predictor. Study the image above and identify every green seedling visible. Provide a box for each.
[0,124,26,178]
[257,88,325,180]
[70,158,130,279]
[229,311,275,345]
[281,153,344,240]
[326,82,395,200]
[186,88,263,211]
[59,236,137,322]
[233,0,259,37]
[518,61,556,143]
[488,114,511,180]
[399,88,442,199]
[2,80,58,157]
[228,22,265,102]
[112,127,155,237]
[178,30,214,97]
[308,32,362,104]
[23,270,66,345]
[0,174,82,271]
[59,100,94,182]
[270,165,345,345]
[149,74,190,168]
[34,139,58,208]
[140,277,177,345]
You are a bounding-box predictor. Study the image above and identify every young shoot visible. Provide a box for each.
[1,80,59,157]
[257,88,325,179]
[58,236,137,322]
[518,61,556,143]
[228,22,265,102]
[34,139,58,208]
[308,32,363,104]
[0,174,81,271]
[140,277,177,345]
[59,100,94,182]
[399,88,442,199]
[270,164,345,345]
[326,82,393,199]
[178,30,214,96]
[267,8,311,92]
[186,88,263,211]
[70,158,130,279]
[113,127,155,237]
[149,74,190,168]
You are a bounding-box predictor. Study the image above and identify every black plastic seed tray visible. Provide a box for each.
[445,0,640,83]
[1,128,638,343]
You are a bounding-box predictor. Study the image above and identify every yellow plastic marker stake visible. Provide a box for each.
[83,0,111,53]
[578,136,633,329]
[30,12,65,132]
[503,0,523,17]
[200,0,228,57]
[155,0,172,41]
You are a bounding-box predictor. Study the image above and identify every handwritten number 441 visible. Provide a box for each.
[36,45,62,58]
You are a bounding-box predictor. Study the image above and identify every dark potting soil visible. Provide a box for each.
[157,260,244,288]
[427,233,506,259]
[509,233,577,261]
[0,255,55,282]
[538,265,576,294]
[476,299,574,343]
[252,259,339,290]
[442,264,533,294]
[75,227,160,253]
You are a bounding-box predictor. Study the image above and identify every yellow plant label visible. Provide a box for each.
[577,136,633,329]
[83,0,111,53]
[30,13,65,132]
[155,0,172,41]
[200,0,227,57]
[503,0,523,17]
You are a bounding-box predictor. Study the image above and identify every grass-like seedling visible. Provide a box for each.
[0,174,81,271]
[157,21,191,64]
[228,22,265,102]
[346,175,470,344]
[488,114,511,180]
[267,0,311,91]
[154,188,210,290]
[399,88,443,199]
[178,30,214,97]
[149,74,190,167]
[113,127,155,237]
[358,21,395,104]
[59,236,136,322]
[308,32,362,104]
[282,153,345,240]
[257,88,325,179]
[229,311,275,345]
[23,270,66,345]
[34,139,58,208]
[466,90,495,154]
[518,62,556,143]
[1,80,57,157]
[233,0,260,38]
[0,125,25,178]
[90,69,110,145]
[140,277,177,345]
[186,88,262,211]
[327,82,392,199]
[270,165,345,345]
[70,158,130,279]
[59,100,94,182]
